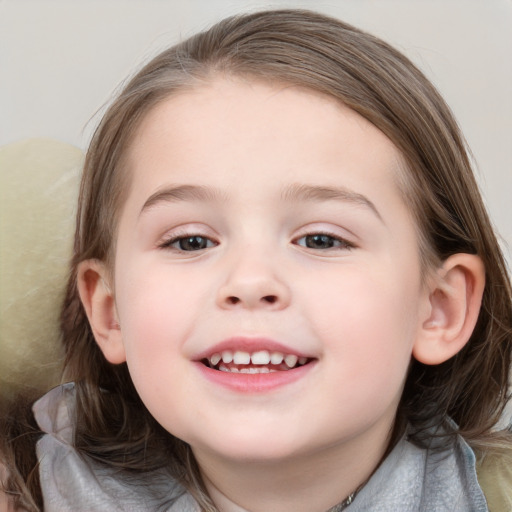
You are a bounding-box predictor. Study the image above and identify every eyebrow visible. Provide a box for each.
[140,184,227,215]
[139,182,382,222]
[281,183,383,222]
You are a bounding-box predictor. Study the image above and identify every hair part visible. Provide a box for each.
[58,8,512,508]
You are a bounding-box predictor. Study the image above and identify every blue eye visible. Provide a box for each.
[162,235,216,251]
[295,234,352,250]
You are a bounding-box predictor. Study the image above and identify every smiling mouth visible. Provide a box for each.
[202,349,312,373]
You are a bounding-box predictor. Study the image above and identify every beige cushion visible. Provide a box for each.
[476,449,512,511]
[0,139,83,404]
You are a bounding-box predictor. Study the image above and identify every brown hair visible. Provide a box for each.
[16,8,512,511]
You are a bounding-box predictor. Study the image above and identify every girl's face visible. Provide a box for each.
[112,79,431,469]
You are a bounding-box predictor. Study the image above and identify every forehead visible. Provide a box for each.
[122,78,409,223]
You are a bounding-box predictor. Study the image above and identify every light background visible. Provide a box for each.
[1,0,511,263]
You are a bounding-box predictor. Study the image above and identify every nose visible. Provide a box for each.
[216,251,291,311]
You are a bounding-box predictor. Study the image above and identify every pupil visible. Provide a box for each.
[180,236,207,251]
[306,234,333,249]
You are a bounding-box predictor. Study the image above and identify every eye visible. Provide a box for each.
[160,235,217,252]
[294,233,353,250]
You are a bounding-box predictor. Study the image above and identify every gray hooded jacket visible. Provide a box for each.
[35,384,488,511]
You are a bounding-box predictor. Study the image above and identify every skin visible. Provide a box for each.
[80,78,485,511]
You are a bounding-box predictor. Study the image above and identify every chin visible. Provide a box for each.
[190,430,316,465]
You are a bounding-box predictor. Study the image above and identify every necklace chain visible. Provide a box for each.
[326,488,358,511]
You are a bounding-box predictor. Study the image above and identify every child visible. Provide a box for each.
[3,8,512,512]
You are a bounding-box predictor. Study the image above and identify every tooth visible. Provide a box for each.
[248,367,271,374]
[298,357,307,365]
[230,367,239,373]
[284,354,298,368]
[240,368,251,374]
[251,350,270,365]
[219,364,229,372]
[270,352,284,365]
[210,353,221,366]
[221,350,233,363]
[233,351,251,364]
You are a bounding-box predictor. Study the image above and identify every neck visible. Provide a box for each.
[194,427,391,512]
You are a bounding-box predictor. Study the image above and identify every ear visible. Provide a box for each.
[413,253,485,365]
[77,259,126,364]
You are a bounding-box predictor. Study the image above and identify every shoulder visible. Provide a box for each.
[0,393,41,512]
[0,460,29,512]
[0,460,13,511]
[476,445,512,511]
[35,384,197,511]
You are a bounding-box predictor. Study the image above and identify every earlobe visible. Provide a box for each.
[413,253,485,365]
[77,259,126,364]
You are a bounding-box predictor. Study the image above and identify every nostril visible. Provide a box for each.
[223,294,280,307]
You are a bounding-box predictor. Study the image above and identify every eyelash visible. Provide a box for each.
[158,233,218,252]
[158,231,354,252]
[293,232,354,251]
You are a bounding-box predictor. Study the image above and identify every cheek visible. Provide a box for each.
[304,267,421,378]
[113,272,199,430]
[116,259,206,332]
[113,264,207,386]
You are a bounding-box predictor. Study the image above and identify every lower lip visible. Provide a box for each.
[194,361,315,393]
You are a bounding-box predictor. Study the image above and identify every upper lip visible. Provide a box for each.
[193,336,313,361]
